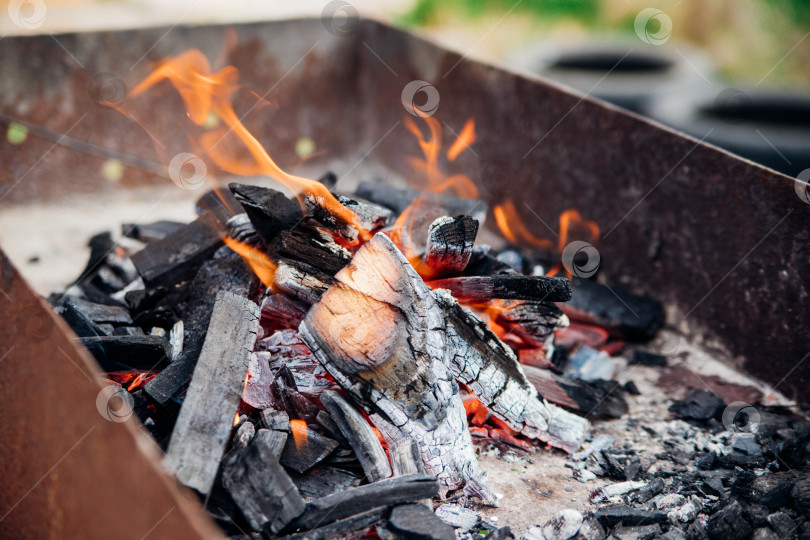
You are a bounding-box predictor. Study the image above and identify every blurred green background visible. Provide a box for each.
[396,0,810,90]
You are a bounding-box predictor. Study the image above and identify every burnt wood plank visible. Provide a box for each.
[78,335,170,371]
[281,509,384,540]
[222,429,305,534]
[144,256,258,405]
[293,474,439,530]
[427,275,572,302]
[131,213,224,288]
[320,390,392,482]
[165,291,259,494]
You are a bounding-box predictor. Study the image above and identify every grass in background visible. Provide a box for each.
[396,0,810,90]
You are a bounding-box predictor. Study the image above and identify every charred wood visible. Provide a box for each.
[281,509,384,540]
[229,183,301,245]
[221,429,305,534]
[122,220,184,244]
[272,229,351,276]
[165,291,259,494]
[435,290,588,453]
[562,277,663,341]
[380,503,457,540]
[57,300,107,337]
[293,474,439,531]
[319,390,392,483]
[144,256,257,405]
[78,335,171,371]
[289,466,362,500]
[354,182,485,221]
[280,423,339,473]
[428,275,572,303]
[274,259,332,304]
[494,300,568,347]
[423,215,478,277]
[131,213,224,288]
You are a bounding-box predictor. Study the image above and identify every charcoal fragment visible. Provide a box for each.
[669,389,725,421]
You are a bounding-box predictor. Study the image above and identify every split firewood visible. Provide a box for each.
[298,233,481,494]
[320,390,392,483]
[229,183,301,245]
[428,274,572,303]
[423,215,478,277]
[434,289,588,454]
[164,291,259,494]
[221,428,305,534]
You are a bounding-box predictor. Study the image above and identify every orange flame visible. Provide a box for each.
[233,413,241,427]
[493,201,600,276]
[290,419,309,453]
[447,119,475,162]
[223,237,277,289]
[129,49,364,232]
[403,115,479,199]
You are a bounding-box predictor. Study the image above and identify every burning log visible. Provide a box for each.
[293,474,440,531]
[78,335,171,372]
[131,213,224,287]
[298,233,481,493]
[319,390,393,482]
[165,291,259,494]
[221,429,306,534]
[434,290,588,453]
[279,421,339,473]
[144,255,258,404]
[428,275,572,303]
[423,215,478,277]
[229,183,301,245]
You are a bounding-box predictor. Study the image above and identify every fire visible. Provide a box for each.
[128,49,364,232]
[222,237,277,289]
[402,115,479,199]
[290,419,309,452]
[493,202,600,277]
[233,413,240,427]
